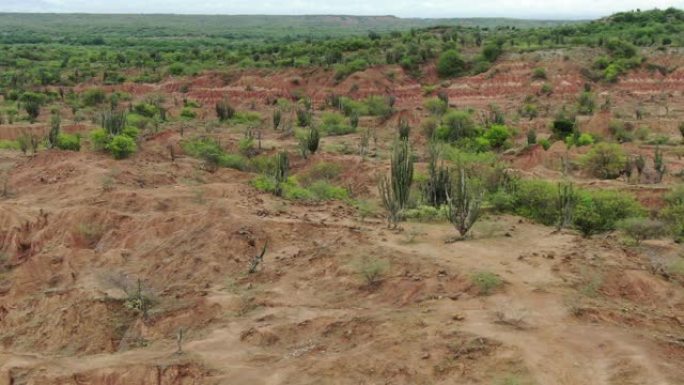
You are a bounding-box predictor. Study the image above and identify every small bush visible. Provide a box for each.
[180,107,197,119]
[661,186,684,241]
[436,110,478,142]
[90,128,109,151]
[81,88,106,107]
[0,140,20,150]
[356,257,390,287]
[424,98,448,115]
[582,143,626,179]
[539,138,551,150]
[617,217,667,245]
[532,67,547,80]
[321,112,355,136]
[483,124,512,150]
[573,190,644,237]
[471,271,503,295]
[403,205,448,222]
[437,49,466,78]
[56,133,81,151]
[108,135,136,159]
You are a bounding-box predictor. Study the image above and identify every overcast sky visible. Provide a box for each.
[1,0,682,19]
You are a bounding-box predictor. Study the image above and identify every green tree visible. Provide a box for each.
[437,50,465,78]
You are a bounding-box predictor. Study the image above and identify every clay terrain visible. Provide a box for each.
[1,47,684,385]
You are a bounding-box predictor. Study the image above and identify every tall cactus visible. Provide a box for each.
[398,117,410,140]
[557,181,576,231]
[422,141,451,207]
[101,109,126,136]
[654,146,666,183]
[48,113,60,149]
[274,151,289,197]
[307,126,320,155]
[378,138,414,228]
[391,138,413,210]
[446,165,482,239]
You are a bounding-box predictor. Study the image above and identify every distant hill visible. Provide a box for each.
[0,13,584,42]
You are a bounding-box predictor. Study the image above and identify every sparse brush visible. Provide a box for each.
[356,257,389,287]
[471,271,502,295]
[617,217,667,245]
[526,129,537,145]
[248,242,268,274]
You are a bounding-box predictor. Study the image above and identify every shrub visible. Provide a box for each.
[168,62,186,76]
[471,271,503,295]
[526,130,537,146]
[133,103,157,118]
[482,44,502,62]
[0,140,20,150]
[301,162,342,183]
[321,112,354,136]
[573,190,644,237]
[539,138,551,150]
[609,120,633,143]
[180,107,197,119]
[181,137,247,171]
[356,257,390,287]
[661,186,684,241]
[108,135,136,159]
[307,180,348,200]
[552,115,575,139]
[437,50,466,78]
[90,128,109,151]
[424,98,448,115]
[216,100,235,121]
[403,205,448,222]
[582,143,626,179]
[576,133,595,146]
[606,38,637,59]
[56,133,80,151]
[436,110,477,142]
[512,179,559,226]
[483,124,512,150]
[81,88,106,107]
[577,92,596,115]
[617,217,667,245]
[532,67,547,80]
[364,95,393,118]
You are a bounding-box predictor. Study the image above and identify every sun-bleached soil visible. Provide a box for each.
[1,48,684,384]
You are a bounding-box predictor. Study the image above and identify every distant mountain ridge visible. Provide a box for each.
[0,13,584,42]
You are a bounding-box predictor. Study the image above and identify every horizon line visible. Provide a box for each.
[0,11,601,21]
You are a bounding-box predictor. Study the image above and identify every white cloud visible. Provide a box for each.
[1,0,682,18]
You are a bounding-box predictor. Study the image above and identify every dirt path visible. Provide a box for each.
[383,220,676,385]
